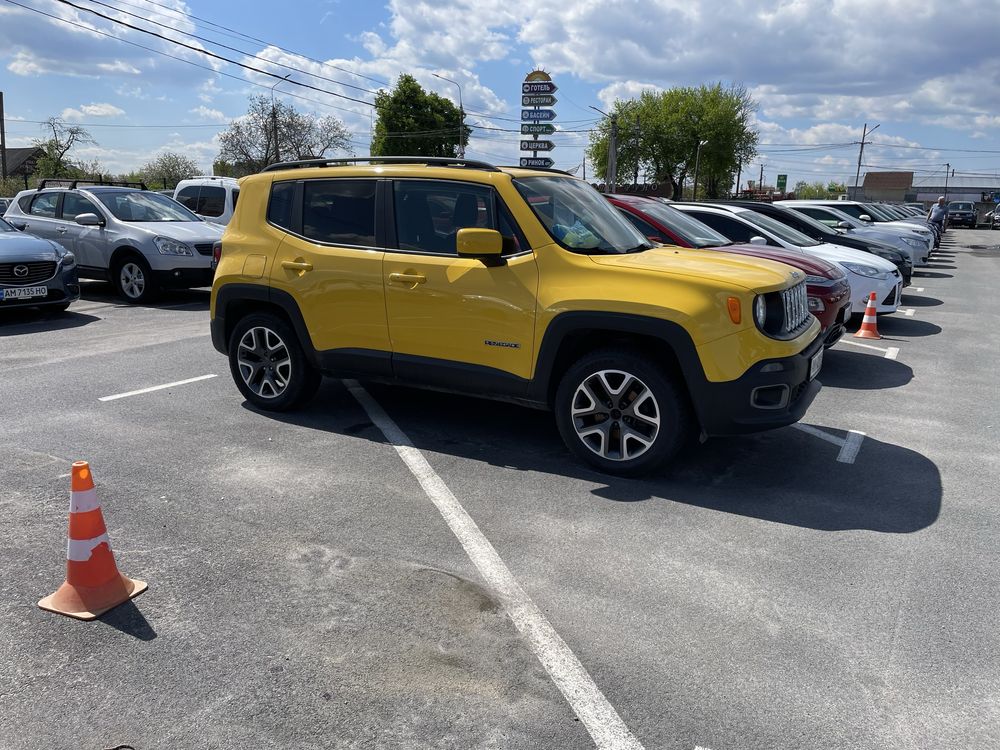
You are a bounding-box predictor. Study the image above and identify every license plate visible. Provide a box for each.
[809,348,823,381]
[0,285,47,301]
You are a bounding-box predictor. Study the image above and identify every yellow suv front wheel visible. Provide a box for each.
[554,348,693,476]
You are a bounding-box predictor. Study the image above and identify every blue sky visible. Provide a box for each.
[1,0,999,189]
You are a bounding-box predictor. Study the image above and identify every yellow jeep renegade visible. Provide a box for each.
[210,157,823,475]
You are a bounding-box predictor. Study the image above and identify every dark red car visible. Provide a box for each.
[609,194,851,347]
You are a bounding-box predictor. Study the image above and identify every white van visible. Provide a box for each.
[173,176,240,225]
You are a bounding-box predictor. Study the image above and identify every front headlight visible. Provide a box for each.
[842,262,888,279]
[807,297,824,311]
[900,236,922,248]
[154,236,193,256]
[754,295,767,327]
[60,251,76,268]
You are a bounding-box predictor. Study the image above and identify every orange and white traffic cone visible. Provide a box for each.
[854,291,882,340]
[38,461,147,620]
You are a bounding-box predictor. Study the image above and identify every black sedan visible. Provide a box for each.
[0,216,80,312]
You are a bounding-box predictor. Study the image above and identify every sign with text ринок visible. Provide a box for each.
[777,174,788,192]
[521,70,557,166]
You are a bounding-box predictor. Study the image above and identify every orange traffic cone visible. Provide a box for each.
[854,291,882,340]
[38,461,147,620]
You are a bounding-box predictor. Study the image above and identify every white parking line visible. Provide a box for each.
[901,309,916,317]
[838,339,900,360]
[793,423,867,464]
[98,374,217,402]
[914,287,925,292]
[344,379,645,750]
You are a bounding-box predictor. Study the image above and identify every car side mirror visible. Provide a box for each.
[859,214,873,222]
[10,221,27,231]
[749,236,768,245]
[837,221,852,230]
[456,227,504,262]
[75,213,104,227]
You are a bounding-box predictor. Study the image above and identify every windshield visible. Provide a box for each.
[862,204,895,222]
[95,191,201,222]
[950,202,973,211]
[740,211,821,247]
[772,206,833,236]
[634,201,730,247]
[513,177,650,253]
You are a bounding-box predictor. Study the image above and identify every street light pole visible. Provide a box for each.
[692,139,708,200]
[853,122,879,199]
[433,73,465,158]
[270,74,292,165]
[590,106,618,193]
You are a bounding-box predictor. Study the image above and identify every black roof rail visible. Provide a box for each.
[261,156,500,173]
[497,165,574,177]
[36,178,148,191]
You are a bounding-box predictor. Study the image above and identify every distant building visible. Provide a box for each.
[858,171,914,202]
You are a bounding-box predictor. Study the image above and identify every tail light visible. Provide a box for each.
[212,241,222,268]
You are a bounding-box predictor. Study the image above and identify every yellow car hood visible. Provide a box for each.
[589,246,799,292]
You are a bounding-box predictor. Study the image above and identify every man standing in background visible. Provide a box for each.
[928,196,948,248]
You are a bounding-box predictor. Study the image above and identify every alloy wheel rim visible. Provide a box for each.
[120,262,145,299]
[237,326,292,399]
[571,369,660,461]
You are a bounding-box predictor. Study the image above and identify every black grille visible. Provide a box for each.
[882,285,899,306]
[194,243,214,256]
[0,261,57,285]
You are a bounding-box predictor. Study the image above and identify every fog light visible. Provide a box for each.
[751,384,789,409]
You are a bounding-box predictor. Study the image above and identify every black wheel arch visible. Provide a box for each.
[212,283,318,366]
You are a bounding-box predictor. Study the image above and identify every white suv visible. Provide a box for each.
[5,181,223,303]
[173,176,240,225]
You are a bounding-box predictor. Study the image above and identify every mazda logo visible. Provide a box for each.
[13,265,29,278]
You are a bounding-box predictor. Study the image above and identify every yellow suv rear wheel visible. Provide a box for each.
[554,348,692,476]
[228,313,321,410]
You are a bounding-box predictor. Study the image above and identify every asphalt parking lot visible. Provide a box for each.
[1,228,998,750]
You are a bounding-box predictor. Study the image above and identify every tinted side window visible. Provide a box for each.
[30,193,60,218]
[198,186,226,217]
[267,181,295,230]
[687,212,757,243]
[797,207,839,227]
[393,181,494,255]
[62,192,100,221]
[175,186,200,211]
[302,180,376,247]
[17,195,32,212]
[620,211,669,243]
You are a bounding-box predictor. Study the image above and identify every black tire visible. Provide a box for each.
[228,312,321,411]
[554,348,692,477]
[112,254,157,304]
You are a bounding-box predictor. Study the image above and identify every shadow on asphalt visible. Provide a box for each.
[0,309,100,335]
[876,317,943,337]
[99,599,157,641]
[913,270,952,279]
[248,379,941,534]
[922,263,957,270]
[817,349,912,389]
[899,294,943,307]
[78,281,211,310]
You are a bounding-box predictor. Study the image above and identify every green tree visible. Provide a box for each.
[371,74,470,157]
[792,180,847,199]
[33,117,96,178]
[217,94,350,176]
[587,84,758,199]
[140,152,200,189]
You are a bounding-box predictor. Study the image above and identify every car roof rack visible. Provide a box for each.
[37,178,148,191]
[262,156,501,173]
[497,165,574,177]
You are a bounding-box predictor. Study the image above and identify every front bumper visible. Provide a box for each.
[0,265,80,309]
[949,214,975,227]
[847,272,901,314]
[153,267,215,288]
[696,333,823,436]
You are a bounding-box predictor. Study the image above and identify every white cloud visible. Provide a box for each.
[189,105,226,121]
[61,103,126,120]
[597,81,664,111]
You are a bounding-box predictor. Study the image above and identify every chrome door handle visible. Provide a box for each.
[281,260,313,272]
[389,272,427,285]
[57,228,68,234]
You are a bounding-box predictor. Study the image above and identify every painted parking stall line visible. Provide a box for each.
[793,423,866,464]
[344,379,645,750]
[839,339,900,360]
[98,374,218,402]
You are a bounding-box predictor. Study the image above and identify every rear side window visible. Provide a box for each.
[175,186,200,211]
[267,181,295,230]
[197,186,226,217]
[302,179,376,247]
[29,192,60,218]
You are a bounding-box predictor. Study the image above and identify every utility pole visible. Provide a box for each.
[692,139,708,200]
[608,115,619,193]
[0,91,7,179]
[759,163,764,195]
[853,122,880,199]
[944,163,951,201]
[734,162,742,198]
[633,115,640,186]
[432,73,465,158]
